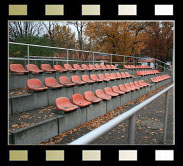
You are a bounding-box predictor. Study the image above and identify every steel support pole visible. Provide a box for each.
[27,45,30,64]
[128,114,136,144]
[93,53,94,64]
[163,91,170,144]
[110,54,112,64]
[67,50,69,64]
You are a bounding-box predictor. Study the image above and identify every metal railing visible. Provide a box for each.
[8,42,172,73]
[69,84,174,145]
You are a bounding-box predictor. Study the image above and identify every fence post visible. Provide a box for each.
[110,54,112,64]
[27,45,30,64]
[93,53,94,64]
[128,114,136,144]
[163,90,170,144]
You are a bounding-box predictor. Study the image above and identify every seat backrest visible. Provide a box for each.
[98,74,105,79]
[116,72,122,77]
[26,64,39,71]
[112,86,120,91]
[95,64,102,69]
[95,89,105,96]
[89,64,96,69]
[73,64,81,69]
[59,76,70,83]
[84,91,95,100]
[90,74,98,80]
[111,73,117,77]
[105,73,110,77]
[72,75,81,82]
[104,87,113,93]
[27,79,42,88]
[45,77,58,86]
[81,64,89,69]
[111,65,116,69]
[41,64,52,70]
[10,64,25,72]
[72,93,85,102]
[101,64,106,69]
[106,65,111,69]
[53,65,64,70]
[64,64,73,70]
[56,97,71,105]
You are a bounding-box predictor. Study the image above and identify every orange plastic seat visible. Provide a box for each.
[90,74,103,82]
[81,64,92,71]
[119,84,131,92]
[56,97,78,112]
[116,72,123,78]
[64,64,77,71]
[106,65,112,70]
[10,64,29,74]
[111,65,119,70]
[120,72,127,78]
[125,83,136,91]
[140,80,150,86]
[26,64,44,73]
[104,87,119,97]
[41,64,56,72]
[53,65,67,72]
[101,64,107,70]
[134,81,144,88]
[95,64,103,70]
[82,75,95,83]
[130,82,140,90]
[72,93,91,107]
[27,79,48,91]
[105,73,116,80]
[84,91,102,103]
[125,72,133,77]
[111,73,120,79]
[71,75,86,85]
[95,89,111,100]
[112,86,125,95]
[98,74,110,81]
[45,77,63,89]
[89,64,99,70]
[59,76,76,87]
[73,64,85,71]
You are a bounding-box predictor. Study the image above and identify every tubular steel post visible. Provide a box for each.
[110,54,112,64]
[93,52,94,64]
[123,56,125,66]
[128,114,136,144]
[67,50,69,64]
[163,91,170,144]
[27,45,30,64]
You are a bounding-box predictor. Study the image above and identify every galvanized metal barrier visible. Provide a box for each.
[69,84,174,145]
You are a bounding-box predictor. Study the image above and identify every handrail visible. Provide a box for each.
[69,84,174,145]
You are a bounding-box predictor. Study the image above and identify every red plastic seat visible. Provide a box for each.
[26,64,44,73]
[73,64,85,71]
[98,74,110,81]
[125,72,133,77]
[101,64,107,70]
[106,65,112,70]
[82,75,95,83]
[134,81,144,88]
[72,93,91,107]
[116,72,123,78]
[59,76,76,86]
[56,97,78,112]
[104,87,119,97]
[95,64,103,70]
[53,65,67,72]
[27,79,48,91]
[45,77,63,89]
[120,72,127,78]
[81,64,92,71]
[95,89,111,100]
[64,64,77,71]
[105,73,116,80]
[125,83,136,91]
[111,73,120,79]
[119,84,131,92]
[140,80,150,86]
[112,86,125,94]
[111,65,119,70]
[10,64,29,74]
[90,74,103,82]
[41,64,56,72]
[84,91,102,103]
[130,82,140,90]
[89,64,99,70]
[71,75,86,85]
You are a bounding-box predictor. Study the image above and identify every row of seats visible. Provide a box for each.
[124,65,151,69]
[55,80,150,112]
[136,70,160,76]
[151,75,171,83]
[26,72,133,91]
[10,63,119,74]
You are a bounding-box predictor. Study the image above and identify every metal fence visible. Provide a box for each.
[8,42,172,73]
[69,84,174,145]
